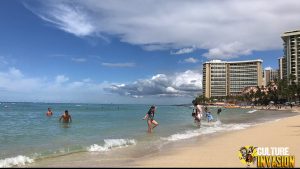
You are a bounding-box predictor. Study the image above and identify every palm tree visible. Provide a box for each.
[277,78,288,103]
[267,82,278,104]
[297,82,300,102]
[249,89,255,105]
[193,95,209,105]
[255,86,263,105]
[244,92,251,105]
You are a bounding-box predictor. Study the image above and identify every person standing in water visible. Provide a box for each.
[216,108,222,121]
[59,110,72,123]
[204,107,214,123]
[193,102,203,127]
[143,105,159,133]
[217,108,222,115]
[46,107,53,116]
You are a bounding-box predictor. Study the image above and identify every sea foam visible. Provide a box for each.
[87,139,136,152]
[0,155,34,168]
[162,122,252,142]
[247,110,257,114]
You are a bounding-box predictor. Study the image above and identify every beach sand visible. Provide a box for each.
[133,108,300,167]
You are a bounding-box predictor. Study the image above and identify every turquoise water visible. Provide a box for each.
[0,102,297,167]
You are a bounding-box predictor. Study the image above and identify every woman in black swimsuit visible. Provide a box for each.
[143,105,159,133]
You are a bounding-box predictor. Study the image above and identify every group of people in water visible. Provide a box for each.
[46,103,221,133]
[46,108,72,123]
[141,103,222,133]
[191,102,221,127]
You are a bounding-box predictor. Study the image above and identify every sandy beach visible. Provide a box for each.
[133,107,300,167]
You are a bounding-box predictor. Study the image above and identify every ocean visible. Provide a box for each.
[0,102,298,167]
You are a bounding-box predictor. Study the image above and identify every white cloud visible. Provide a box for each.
[170,46,196,55]
[141,44,172,51]
[8,67,24,78]
[166,86,179,93]
[24,2,95,37]
[265,66,272,70]
[0,67,113,103]
[203,42,252,59]
[25,0,300,59]
[182,57,199,64]
[71,57,87,62]
[0,67,201,104]
[0,68,44,92]
[83,78,92,83]
[55,75,69,84]
[105,70,202,97]
[101,62,136,68]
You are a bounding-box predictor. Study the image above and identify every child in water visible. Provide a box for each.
[205,107,214,123]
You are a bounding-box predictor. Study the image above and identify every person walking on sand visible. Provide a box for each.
[46,107,53,117]
[143,105,159,133]
[59,110,72,123]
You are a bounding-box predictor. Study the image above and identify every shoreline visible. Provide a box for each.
[132,108,300,167]
[23,107,300,168]
[208,104,299,112]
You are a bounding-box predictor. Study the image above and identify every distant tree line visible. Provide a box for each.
[193,74,300,106]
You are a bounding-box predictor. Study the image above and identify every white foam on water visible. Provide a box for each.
[161,121,252,142]
[87,139,136,152]
[0,155,34,168]
[247,110,257,114]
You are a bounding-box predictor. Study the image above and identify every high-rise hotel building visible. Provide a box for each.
[278,56,287,80]
[281,30,300,83]
[203,60,263,98]
[263,68,279,86]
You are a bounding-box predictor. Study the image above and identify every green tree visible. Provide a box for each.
[255,86,263,105]
[249,89,255,104]
[192,95,209,105]
[277,78,288,102]
[267,82,278,104]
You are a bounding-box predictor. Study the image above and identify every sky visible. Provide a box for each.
[0,0,300,104]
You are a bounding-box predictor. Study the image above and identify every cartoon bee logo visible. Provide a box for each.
[238,146,258,167]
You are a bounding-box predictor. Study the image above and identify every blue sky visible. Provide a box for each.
[0,0,299,104]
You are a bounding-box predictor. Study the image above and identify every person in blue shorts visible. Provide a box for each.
[205,107,214,123]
